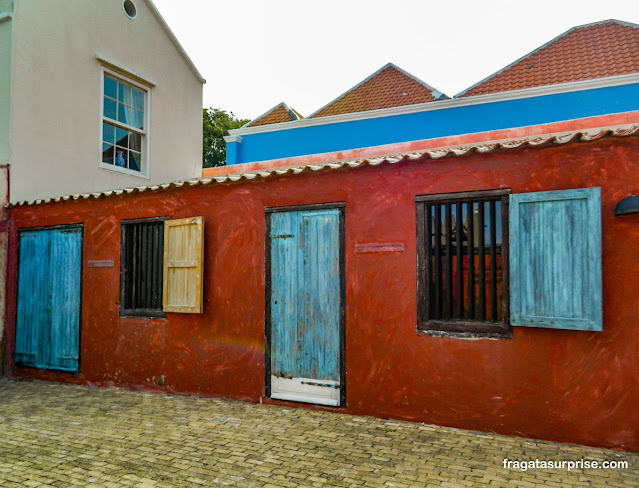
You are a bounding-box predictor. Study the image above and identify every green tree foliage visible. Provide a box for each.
[203,108,250,167]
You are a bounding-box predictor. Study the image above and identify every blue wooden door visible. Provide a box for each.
[269,208,342,406]
[15,227,82,372]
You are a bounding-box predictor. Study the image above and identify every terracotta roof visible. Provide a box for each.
[246,102,303,127]
[11,124,639,208]
[458,20,639,97]
[307,63,449,119]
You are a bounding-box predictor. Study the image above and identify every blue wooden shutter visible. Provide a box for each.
[49,228,82,371]
[509,188,602,331]
[15,231,51,367]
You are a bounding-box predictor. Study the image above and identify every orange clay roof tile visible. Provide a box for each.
[459,20,639,97]
[307,63,447,119]
[246,102,302,127]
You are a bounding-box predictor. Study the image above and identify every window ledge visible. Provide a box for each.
[418,320,512,339]
[120,310,166,320]
[100,162,149,179]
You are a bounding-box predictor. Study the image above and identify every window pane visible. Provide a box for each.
[451,203,461,317]
[484,201,491,245]
[103,77,145,175]
[495,201,502,245]
[102,144,114,165]
[490,201,503,321]
[431,205,443,319]
[132,88,144,110]
[131,109,144,130]
[104,75,117,99]
[129,151,141,172]
[118,82,132,105]
[115,148,127,167]
[115,126,128,147]
[118,102,132,126]
[102,122,115,144]
[103,97,117,120]
[128,131,141,152]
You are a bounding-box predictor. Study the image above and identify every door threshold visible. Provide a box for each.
[270,375,341,407]
[270,392,340,407]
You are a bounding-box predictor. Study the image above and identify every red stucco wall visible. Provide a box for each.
[4,137,639,451]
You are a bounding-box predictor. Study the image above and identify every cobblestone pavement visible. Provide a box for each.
[0,379,637,488]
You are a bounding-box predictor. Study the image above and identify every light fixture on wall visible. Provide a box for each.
[614,196,639,216]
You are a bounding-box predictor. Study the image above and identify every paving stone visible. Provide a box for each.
[0,378,637,487]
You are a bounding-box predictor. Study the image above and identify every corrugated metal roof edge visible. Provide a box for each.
[9,123,639,209]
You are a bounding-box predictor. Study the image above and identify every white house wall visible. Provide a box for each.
[8,0,203,202]
[0,4,12,166]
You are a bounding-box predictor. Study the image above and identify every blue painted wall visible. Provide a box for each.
[227,82,639,165]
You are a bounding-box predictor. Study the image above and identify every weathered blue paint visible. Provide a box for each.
[15,230,50,367]
[15,227,82,371]
[49,229,82,371]
[228,82,639,165]
[509,188,602,331]
[270,209,341,381]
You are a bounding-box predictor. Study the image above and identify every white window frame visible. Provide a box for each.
[99,66,151,179]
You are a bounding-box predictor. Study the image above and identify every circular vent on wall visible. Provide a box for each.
[123,0,137,19]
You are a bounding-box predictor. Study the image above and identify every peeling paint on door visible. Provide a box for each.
[268,208,342,406]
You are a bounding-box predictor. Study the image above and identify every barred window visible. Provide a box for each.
[416,190,511,337]
[120,219,165,317]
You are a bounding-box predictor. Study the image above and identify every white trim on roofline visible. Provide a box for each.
[228,72,639,137]
[305,62,448,120]
[455,19,639,98]
[224,135,243,144]
[144,0,205,84]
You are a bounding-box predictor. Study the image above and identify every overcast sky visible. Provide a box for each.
[152,0,639,121]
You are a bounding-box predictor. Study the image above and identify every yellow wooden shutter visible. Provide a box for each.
[162,217,204,313]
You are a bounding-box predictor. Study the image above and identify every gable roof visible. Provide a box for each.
[245,102,303,127]
[145,0,205,83]
[457,19,639,98]
[307,63,449,119]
